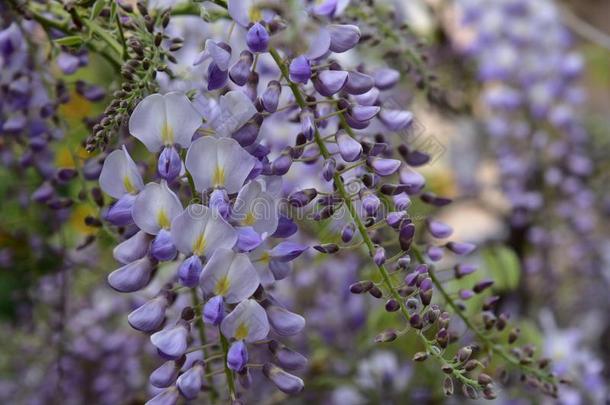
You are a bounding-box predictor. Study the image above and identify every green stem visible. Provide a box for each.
[191,289,219,403]
[412,247,555,384]
[220,330,237,401]
[269,46,478,388]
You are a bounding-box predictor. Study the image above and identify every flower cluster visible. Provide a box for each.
[458,0,601,276]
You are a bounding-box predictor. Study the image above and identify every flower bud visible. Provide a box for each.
[128,294,169,333]
[157,146,182,182]
[178,255,203,287]
[150,321,190,360]
[268,340,308,370]
[426,219,453,239]
[349,280,373,294]
[373,246,386,266]
[336,130,362,162]
[446,241,476,255]
[314,70,349,96]
[227,340,248,372]
[322,158,336,181]
[399,223,416,251]
[313,243,339,254]
[104,193,136,226]
[457,346,473,363]
[300,109,316,140]
[246,23,269,53]
[113,230,151,264]
[344,71,374,95]
[146,386,179,405]
[368,157,401,176]
[262,363,304,394]
[420,192,452,206]
[107,256,154,293]
[374,329,397,342]
[473,279,494,293]
[177,362,204,400]
[203,295,225,325]
[151,229,177,261]
[289,55,311,84]
[149,358,184,388]
[385,299,399,312]
[413,352,428,362]
[266,305,305,336]
[443,377,454,396]
[288,188,317,207]
[327,24,361,53]
[363,194,381,217]
[261,80,281,112]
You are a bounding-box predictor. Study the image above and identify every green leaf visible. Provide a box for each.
[481,245,521,291]
[90,0,107,20]
[54,36,84,47]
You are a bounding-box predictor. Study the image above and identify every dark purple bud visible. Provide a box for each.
[386,211,405,229]
[399,223,416,251]
[446,241,476,255]
[341,223,355,242]
[151,229,177,261]
[288,188,317,207]
[232,122,260,147]
[398,256,411,268]
[104,193,136,226]
[454,264,477,278]
[426,246,444,262]
[373,68,400,90]
[421,192,452,207]
[313,243,339,254]
[177,362,204,400]
[76,81,106,101]
[56,168,78,182]
[426,219,453,239]
[150,358,183,388]
[262,363,304,394]
[375,329,397,342]
[379,109,413,131]
[207,62,228,91]
[443,377,454,396]
[266,305,305,336]
[227,340,248,372]
[322,158,336,181]
[313,70,348,96]
[300,109,316,140]
[203,295,225,325]
[344,71,374,95]
[385,299,400,312]
[246,23,269,53]
[178,255,203,287]
[268,340,308,370]
[82,158,103,180]
[289,55,311,84]
[368,285,383,298]
[508,328,520,344]
[328,24,361,52]
[229,51,253,86]
[473,279,494,294]
[107,257,153,293]
[405,150,430,167]
[128,295,169,333]
[260,80,281,113]
[419,277,433,291]
[272,153,293,176]
[150,321,190,360]
[361,141,387,156]
[457,346,472,363]
[336,131,362,162]
[349,280,373,294]
[32,182,54,203]
[413,352,428,362]
[368,157,401,176]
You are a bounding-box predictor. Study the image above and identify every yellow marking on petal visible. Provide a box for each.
[157,209,171,229]
[123,176,136,194]
[161,120,174,144]
[193,233,207,256]
[235,322,249,341]
[243,211,256,226]
[257,251,270,265]
[249,6,262,22]
[69,204,97,235]
[212,165,225,187]
[214,275,231,296]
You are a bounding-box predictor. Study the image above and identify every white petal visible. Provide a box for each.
[220,299,269,342]
[129,93,201,152]
[210,91,257,138]
[133,181,183,235]
[163,92,202,149]
[186,137,257,194]
[200,248,260,303]
[232,181,278,235]
[99,146,144,198]
[129,94,166,152]
[170,205,237,256]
